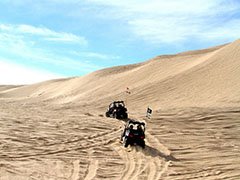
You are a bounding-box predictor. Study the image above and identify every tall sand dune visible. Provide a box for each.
[0,40,239,180]
[1,39,239,109]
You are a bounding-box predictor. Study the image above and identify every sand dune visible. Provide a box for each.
[0,85,22,92]
[0,40,240,179]
[1,39,239,109]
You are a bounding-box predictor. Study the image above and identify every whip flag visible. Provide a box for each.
[146,107,152,119]
[126,87,131,94]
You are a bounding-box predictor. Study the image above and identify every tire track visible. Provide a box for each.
[128,147,144,180]
[83,159,98,180]
[0,128,121,160]
[112,145,136,180]
[71,160,80,180]
[110,120,171,180]
[144,132,170,180]
[40,127,120,147]
[83,150,99,180]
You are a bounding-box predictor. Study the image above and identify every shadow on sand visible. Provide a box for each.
[120,118,178,162]
[142,145,179,162]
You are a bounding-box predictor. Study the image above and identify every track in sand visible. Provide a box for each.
[0,100,175,180]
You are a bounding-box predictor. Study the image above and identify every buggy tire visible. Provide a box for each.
[124,137,129,148]
[105,112,110,117]
[140,140,145,149]
[120,133,124,141]
[113,112,118,119]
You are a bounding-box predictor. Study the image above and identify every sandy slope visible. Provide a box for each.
[1,40,239,109]
[0,85,22,92]
[0,40,240,180]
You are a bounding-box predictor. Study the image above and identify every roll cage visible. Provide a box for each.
[109,101,126,109]
[126,120,145,131]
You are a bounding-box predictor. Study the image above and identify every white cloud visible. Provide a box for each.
[199,19,240,40]
[0,31,101,75]
[4,1,239,45]
[70,51,120,60]
[44,34,86,43]
[82,52,110,59]
[86,0,240,44]
[0,24,88,45]
[15,24,54,35]
[0,60,64,85]
[0,24,11,30]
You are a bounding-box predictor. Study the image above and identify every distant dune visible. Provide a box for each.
[0,40,240,180]
[1,39,239,110]
[0,85,22,92]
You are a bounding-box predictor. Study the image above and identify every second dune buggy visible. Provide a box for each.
[105,101,128,119]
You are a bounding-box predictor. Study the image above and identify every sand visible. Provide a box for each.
[0,39,239,179]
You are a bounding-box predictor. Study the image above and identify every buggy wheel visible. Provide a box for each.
[120,133,124,141]
[123,113,128,119]
[113,112,118,119]
[105,112,110,117]
[140,140,145,149]
[124,137,129,148]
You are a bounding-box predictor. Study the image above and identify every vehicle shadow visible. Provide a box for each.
[120,118,178,162]
[142,145,179,162]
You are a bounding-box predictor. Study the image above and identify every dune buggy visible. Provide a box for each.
[105,101,128,119]
[120,120,145,148]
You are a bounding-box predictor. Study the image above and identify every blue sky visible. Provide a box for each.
[0,0,240,84]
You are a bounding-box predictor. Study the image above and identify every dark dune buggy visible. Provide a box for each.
[105,101,128,119]
[120,120,145,148]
